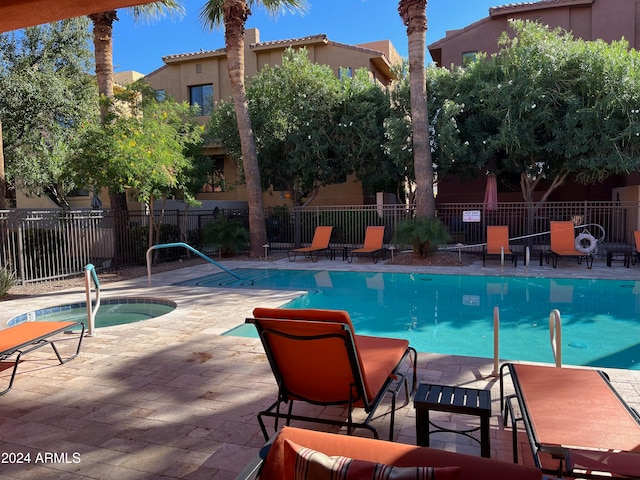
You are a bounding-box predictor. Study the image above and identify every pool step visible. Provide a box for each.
[174,269,272,287]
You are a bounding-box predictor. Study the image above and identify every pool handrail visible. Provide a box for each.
[84,263,100,336]
[549,309,562,367]
[146,242,242,286]
[491,305,500,377]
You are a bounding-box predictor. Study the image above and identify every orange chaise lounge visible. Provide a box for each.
[483,225,517,267]
[234,426,544,480]
[246,307,417,442]
[500,363,640,478]
[348,225,386,264]
[288,226,333,262]
[0,320,84,395]
[547,221,594,269]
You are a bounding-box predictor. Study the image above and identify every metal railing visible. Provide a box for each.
[84,263,100,336]
[146,242,242,286]
[1,200,638,284]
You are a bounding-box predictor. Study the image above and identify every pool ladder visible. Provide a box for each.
[491,306,563,375]
[84,264,101,336]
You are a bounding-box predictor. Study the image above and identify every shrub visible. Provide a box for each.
[0,268,16,297]
[202,216,249,257]
[392,217,451,258]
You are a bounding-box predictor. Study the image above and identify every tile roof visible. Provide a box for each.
[490,0,593,16]
[162,33,330,62]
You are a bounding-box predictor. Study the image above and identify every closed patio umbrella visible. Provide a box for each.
[484,173,498,211]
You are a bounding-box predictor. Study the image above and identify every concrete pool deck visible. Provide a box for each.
[1,254,639,479]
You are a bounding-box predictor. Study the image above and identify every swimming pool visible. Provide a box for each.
[8,298,177,329]
[178,268,640,371]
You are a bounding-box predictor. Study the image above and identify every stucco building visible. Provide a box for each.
[144,28,402,210]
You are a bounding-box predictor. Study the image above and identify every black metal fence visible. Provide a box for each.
[1,200,637,284]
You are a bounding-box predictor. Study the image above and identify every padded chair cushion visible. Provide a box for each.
[355,334,409,402]
[251,308,409,404]
[285,439,462,480]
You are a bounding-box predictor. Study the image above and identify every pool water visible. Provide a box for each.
[179,268,640,371]
[8,298,176,329]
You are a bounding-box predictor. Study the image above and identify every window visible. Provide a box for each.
[200,155,226,192]
[338,67,353,80]
[189,84,214,116]
[155,89,165,101]
[462,51,478,67]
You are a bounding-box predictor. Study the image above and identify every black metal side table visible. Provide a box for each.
[606,247,631,267]
[413,383,492,458]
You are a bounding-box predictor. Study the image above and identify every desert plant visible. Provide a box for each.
[392,217,451,258]
[202,216,249,257]
[0,268,16,297]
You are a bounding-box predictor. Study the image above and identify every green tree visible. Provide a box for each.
[199,0,306,257]
[332,67,397,198]
[210,48,395,205]
[73,93,203,250]
[384,62,418,202]
[231,47,340,205]
[88,2,185,266]
[428,21,640,231]
[0,19,97,207]
[398,0,435,218]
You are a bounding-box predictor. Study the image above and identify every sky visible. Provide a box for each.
[112,0,501,75]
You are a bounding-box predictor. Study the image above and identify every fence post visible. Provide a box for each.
[294,207,302,248]
[16,220,26,286]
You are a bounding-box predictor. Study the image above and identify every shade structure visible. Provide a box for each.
[484,174,498,211]
[0,0,150,33]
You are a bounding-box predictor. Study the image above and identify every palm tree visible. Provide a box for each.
[398,0,435,218]
[200,0,306,258]
[88,2,184,265]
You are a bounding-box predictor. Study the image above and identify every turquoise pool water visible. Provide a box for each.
[8,298,176,329]
[178,268,640,371]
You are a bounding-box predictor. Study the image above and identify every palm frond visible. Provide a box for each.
[131,0,186,23]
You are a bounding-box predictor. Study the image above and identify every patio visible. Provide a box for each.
[1,256,639,479]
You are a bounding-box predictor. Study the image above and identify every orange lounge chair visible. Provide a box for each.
[548,221,593,269]
[348,226,386,264]
[287,226,333,262]
[500,363,640,478]
[236,426,544,480]
[483,225,517,267]
[0,321,85,395]
[246,307,417,441]
[632,231,640,265]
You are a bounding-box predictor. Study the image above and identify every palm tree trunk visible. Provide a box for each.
[399,0,435,218]
[89,11,117,121]
[223,0,268,257]
[90,10,131,267]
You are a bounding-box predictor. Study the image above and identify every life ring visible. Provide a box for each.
[575,232,597,254]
